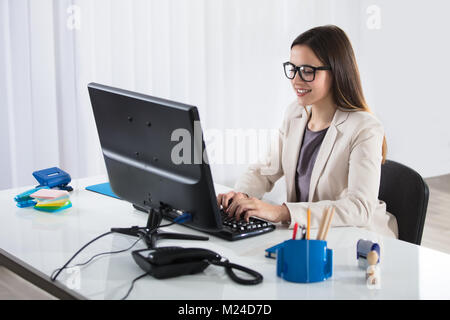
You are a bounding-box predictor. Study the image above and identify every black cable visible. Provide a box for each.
[209,259,263,285]
[50,235,143,279]
[51,211,259,299]
[50,216,181,284]
[51,231,114,282]
[121,272,149,300]
[120,257,262,300]
[157,221,177,228]
[71,235,143,268]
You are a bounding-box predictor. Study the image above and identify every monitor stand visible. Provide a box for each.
[111,206,209,249]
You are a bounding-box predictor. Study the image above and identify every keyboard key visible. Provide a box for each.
[217,209,275,240]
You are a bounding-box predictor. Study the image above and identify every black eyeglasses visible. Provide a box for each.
[283,62,331,82]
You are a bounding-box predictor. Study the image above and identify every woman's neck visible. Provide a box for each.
[308,95,337,132]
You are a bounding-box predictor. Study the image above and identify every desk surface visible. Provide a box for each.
[1,176,450,300]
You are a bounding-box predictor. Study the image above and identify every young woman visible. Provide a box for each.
[217,25,398,238]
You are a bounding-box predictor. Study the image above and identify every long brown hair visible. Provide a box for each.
[291,25,387,163]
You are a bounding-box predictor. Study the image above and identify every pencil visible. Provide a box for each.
[322,207,335,241]
[316,207,329,240]
[306,208,311,240]
[292,222,299,240]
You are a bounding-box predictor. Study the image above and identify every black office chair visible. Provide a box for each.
[378,160,429,245]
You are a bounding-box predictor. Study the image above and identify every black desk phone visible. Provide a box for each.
[132,247,219,279]
[132,246,263,285]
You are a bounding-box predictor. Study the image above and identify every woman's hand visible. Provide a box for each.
[217,191,249,211]
[225,197,291,223]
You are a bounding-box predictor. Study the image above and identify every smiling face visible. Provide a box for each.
[289,45,333,107]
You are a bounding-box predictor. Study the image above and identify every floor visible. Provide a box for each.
[0,267,56,300]
[1,174,449,300]
[421,175,450,254]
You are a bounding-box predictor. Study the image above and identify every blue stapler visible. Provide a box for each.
[33,167,73,192]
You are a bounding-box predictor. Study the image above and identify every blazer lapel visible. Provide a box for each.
[284,107,310,202]
[308,109,349,202]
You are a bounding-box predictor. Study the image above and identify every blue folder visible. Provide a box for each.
[85,182,120,200]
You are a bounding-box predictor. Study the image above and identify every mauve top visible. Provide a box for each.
[295,125,329,202]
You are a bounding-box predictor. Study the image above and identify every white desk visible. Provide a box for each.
[1,176,450,300]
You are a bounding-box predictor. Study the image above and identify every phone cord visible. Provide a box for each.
[209,259,263,285]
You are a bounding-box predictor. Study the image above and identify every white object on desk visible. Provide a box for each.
[1,176,450,300]
[366,250,381,289]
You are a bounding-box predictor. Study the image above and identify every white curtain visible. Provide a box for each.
[1,0,450,194]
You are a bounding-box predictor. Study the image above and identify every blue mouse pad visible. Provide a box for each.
[85,182,120,200]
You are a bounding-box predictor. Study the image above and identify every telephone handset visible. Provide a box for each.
[132,246,263,284]
[146,246,220,265]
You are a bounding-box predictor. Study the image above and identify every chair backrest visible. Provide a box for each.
[378,160,429,245]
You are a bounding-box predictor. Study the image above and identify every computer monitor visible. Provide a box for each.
[88,83,222,233]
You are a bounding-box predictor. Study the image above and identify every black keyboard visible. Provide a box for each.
[133,204,275,241]
[207,210,276,241]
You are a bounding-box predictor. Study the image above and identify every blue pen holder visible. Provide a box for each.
[276,239,333,283]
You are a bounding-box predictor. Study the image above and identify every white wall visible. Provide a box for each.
[0,0,449,193]
[358,0,450,178]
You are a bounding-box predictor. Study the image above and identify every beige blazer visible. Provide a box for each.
[234,101,399,238]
